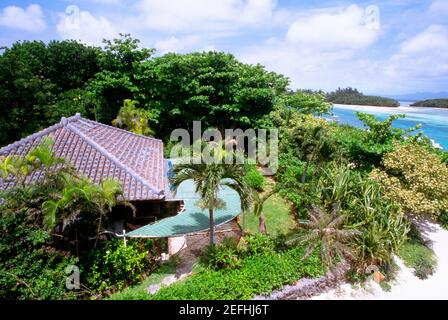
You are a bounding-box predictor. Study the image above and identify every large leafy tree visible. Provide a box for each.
[136,51,289,139]
[87,34,154,123]
[169,162,252,245]
[0,40,101,146]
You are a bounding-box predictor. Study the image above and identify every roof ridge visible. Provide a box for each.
[79,117,163,143]
[0,114,82,154]
[66,122,163,196]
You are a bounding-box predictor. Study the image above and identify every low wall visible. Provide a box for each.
[168,218,242,257]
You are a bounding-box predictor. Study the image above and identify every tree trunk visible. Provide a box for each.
[241,210,247,236]
[94,215,102,248]
[209,208,215,246]
[258,214,267,234]
[301,160,310,183]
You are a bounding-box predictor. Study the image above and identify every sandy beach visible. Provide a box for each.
[311,220,448,300]
[333,103,448,114]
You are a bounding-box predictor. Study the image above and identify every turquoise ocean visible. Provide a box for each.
[330,102,448,150]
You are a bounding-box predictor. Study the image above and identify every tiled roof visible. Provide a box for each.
[0,114,167,201]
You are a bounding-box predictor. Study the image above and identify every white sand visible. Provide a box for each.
[333,103,448,115]
[311,220,448,300]
[333,104,420,113]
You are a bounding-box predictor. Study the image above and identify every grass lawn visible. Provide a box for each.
[244,194,296,237]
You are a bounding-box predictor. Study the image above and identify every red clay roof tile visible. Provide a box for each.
[0,114,167,201]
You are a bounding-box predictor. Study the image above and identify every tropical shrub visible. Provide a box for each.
[239,233,276,257]
[0,208,78,300]
[85,239,155,293]
[202,237,242,270]
[203,235,278,270]
[244,165,265,191]
[370,142,448,218]
[303,164,409,267]
[333,113,422,168]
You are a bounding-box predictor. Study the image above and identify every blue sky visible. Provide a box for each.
[1,0,448,95]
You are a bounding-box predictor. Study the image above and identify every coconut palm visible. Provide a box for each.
[169,162,252,245]
[298,203,360,268]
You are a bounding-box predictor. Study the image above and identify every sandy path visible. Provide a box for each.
[311,220,448,300]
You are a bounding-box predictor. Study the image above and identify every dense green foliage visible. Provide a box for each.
[411,99,448,108]
[268,106,412,268]
[136,52,289,138]
[107,259,178,300]
[327,87,399,107]
[0,35,289,146]
[0,40,101,145]
[333,112,422,168]
[244,165,265,191]
[282,90,332,115]
[2,34,446,300]
[85,239,157,293]
[149,235,323,300]
[0,209,78,300]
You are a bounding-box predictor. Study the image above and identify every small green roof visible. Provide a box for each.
[125,179,241,238]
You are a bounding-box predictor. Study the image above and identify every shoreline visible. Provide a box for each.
[332,103,448,114]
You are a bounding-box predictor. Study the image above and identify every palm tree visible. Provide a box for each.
[0,137,65,187]
[297,203,360,268]
[42,175,134,247]
[169,162,252,245]
[112,99,155,136]
[252,188,278,234]
[300,125,326,183]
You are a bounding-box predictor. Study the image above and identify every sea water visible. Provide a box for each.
[330,102,448,150]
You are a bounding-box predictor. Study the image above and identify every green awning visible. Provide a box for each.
[125,179,241,238]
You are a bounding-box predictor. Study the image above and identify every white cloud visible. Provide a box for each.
[56,9,118,46]
[400,24,448,54]
[154,35,202,54]
[388,25,448,79]
[429,0,448,15]
[138,0,276,32]
[286,4,380,51]
[90,0,121,4]
[0,4,46,32]
[239,4,382,90]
